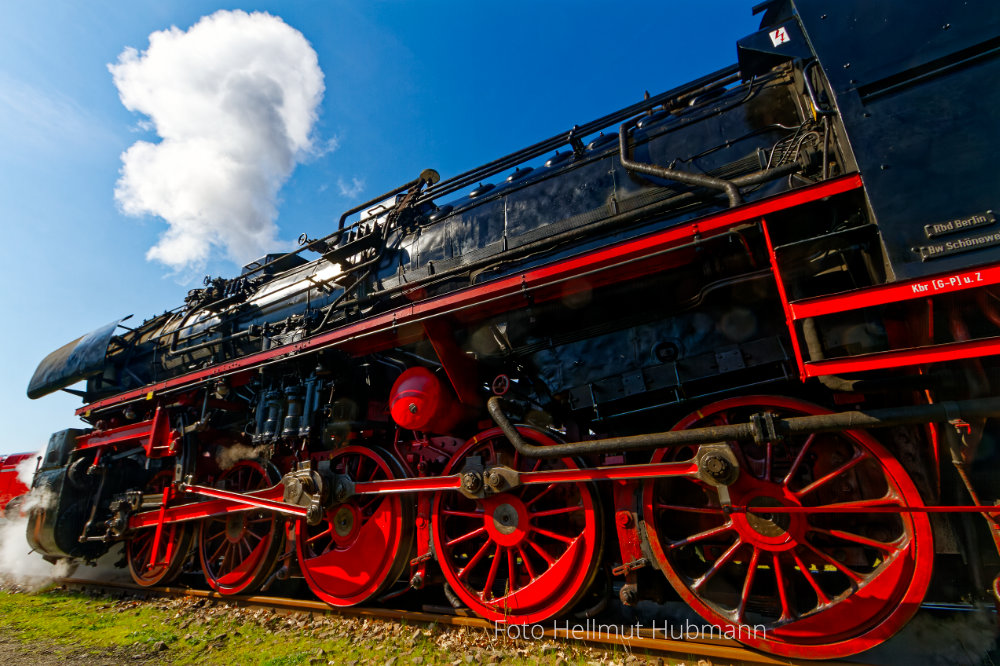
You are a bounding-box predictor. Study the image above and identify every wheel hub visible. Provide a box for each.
[730,484,804,551]
[483,495,530,547]
[333,505,357,538]
[745,496,790,537]
[492,503,519,535]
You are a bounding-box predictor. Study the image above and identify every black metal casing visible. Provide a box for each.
[770,0,1000,279]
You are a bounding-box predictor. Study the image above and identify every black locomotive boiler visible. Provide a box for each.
[24,0,1000,658]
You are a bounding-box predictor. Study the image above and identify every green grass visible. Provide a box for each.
[0,585,679,665]
[0,586,433,664]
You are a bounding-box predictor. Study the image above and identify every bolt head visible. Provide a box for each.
[462,472,482,492]
[705,456,731,479]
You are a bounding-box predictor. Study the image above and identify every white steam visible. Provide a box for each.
[15,453,38,489]
[110,10,325,272]
[0,451,69,590]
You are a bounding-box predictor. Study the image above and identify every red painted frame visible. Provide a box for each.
[76,406,177,455]
[763,219,1000,379]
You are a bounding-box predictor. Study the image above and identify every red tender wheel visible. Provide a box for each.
[432,427,603,624]
[127,471,193,587]
[641,396,933,659]
[198,460,283,595]
[296,446,413,606]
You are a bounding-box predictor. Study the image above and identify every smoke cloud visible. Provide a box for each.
[110,10,325,272]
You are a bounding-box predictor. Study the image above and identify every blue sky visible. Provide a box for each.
[0,1,761,455]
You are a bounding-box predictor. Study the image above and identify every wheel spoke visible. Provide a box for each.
[773,553,794,622]
[791,550,831,606]
[208,537,228,563]
[529,505,582,519]
[783,434,817,486]
[809,526,903,553]
[442,509,484,519]
[531,527,575,544]
[794,451,870,498]
[525,483,557,508]
[518,545,537,581]
[447,526,487,548]
[669,522,733,549]
[507,547,518,591]
[307,524,335,544]
[736,547,761,623]
[801,541,864,584]
[482,544,503,599]
[692,537,742,591]
[458,539,493,580]
[526,538,556,565]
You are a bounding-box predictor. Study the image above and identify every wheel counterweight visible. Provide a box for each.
[432,427,603,624]
[641,396,934,659]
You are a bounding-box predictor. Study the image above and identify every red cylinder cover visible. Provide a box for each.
[389,367,458,433]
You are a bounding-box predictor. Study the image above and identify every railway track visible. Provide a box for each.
[58,577,860,665]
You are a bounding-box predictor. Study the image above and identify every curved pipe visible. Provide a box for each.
[486,396,1000,459]
[619,119,742,207]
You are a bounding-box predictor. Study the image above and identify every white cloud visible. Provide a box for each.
[109,10,326,272]
[337,176,365,199]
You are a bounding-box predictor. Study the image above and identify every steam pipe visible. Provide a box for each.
[619,118,743,207]
[417,66,743,205]
[486,395,1000,459]
[167,329,250,357]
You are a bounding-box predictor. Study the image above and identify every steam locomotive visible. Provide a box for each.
[22,0,1000,658]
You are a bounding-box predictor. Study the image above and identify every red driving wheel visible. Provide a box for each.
[126,471,193,587]
[641,396,933,659]
[198,459,284,595]
[296,446,413,606]
[432,427,602,624]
